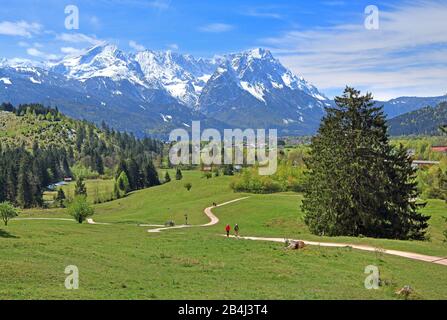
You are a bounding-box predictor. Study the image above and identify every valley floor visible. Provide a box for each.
[1,171,447,300]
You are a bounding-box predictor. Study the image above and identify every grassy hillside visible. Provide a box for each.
[388,102,447,136]
[0,110,80,149]
[2,171,446,300]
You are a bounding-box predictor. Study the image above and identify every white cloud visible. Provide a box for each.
[18,41,29,47]
[199,23,235,33]
[129,40,146,51]
[56,33,103,45]
[26,47,59,60]
[60,47,85,56]
[148,0,171,10]
[26,48,42,57]
[0,20,42,37]
[89,16,101,28]
[262,0,447,100]
[244,8,283,19]
[167,43,179,50]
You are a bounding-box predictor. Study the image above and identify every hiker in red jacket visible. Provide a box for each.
[225,224,231,237]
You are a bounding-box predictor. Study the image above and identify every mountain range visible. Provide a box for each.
[0,43,445,137]
[388,101,447,136]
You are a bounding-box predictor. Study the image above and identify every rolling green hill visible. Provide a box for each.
[388,102,447,136]
[3,171,447,300]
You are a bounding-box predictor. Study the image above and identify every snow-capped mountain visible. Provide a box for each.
[50,44,148,87]
[197,48,329,132]
[0,43,440,137]
[133,50,219,106]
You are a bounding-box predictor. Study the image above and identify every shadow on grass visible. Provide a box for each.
[0,229,19,239]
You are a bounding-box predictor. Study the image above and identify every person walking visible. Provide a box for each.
[225,224,231,237]
[234,224,240,238]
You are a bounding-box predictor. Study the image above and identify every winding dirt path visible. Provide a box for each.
[12,217,108,225]
[223,235,447,266]
[11,199,447,267]
[145,197,250,233]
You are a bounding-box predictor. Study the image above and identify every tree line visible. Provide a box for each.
[0,103,164,208]
[0,145,71,208]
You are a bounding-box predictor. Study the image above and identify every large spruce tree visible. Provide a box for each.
[302,87,429,240]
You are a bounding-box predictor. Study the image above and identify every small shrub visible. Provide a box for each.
[0,202,19,226]
[68,196,94,224]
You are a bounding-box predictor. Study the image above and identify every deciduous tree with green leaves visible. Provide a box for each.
[0,202,19,226]
[117,171,130,195]
[68,196,94,224]
[302,87,430,240]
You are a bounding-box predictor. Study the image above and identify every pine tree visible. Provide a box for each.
[55,188,66,208]
[94,152,104,175]
[30,159,43,207]
[302,87,429,240]
[143,162,160,187]
[5,166,17,203]
[127,159,140,190]
[176,168,183,181]
[74,177,87,197]
[0,173,5,203]
[165,172,171,183]
[115,159,129,180]
[16,155,33,208]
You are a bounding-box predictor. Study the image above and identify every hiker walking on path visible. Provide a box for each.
[234,224,240,238]
[225,224,231,237]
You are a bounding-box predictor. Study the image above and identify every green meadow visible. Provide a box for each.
[1,171,447,300]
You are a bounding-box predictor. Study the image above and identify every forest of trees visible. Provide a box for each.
[0,145,70,208]
[0,103,163,208]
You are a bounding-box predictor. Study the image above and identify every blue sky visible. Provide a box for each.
[0,0,446,100]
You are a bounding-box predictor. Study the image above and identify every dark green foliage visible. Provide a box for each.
[74,178,87,197]
[0,147,52,208]
[16,155,33,208]
[126,159,141,190]
[143,161,160,188]
[164,172,171,183]
[0,102,14,112]
[184,182,192,191]
[176,168,183,181]
[55,188,66,208]
[114,157,160,194]
[302,87,430,240]
[223,165,234,176]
